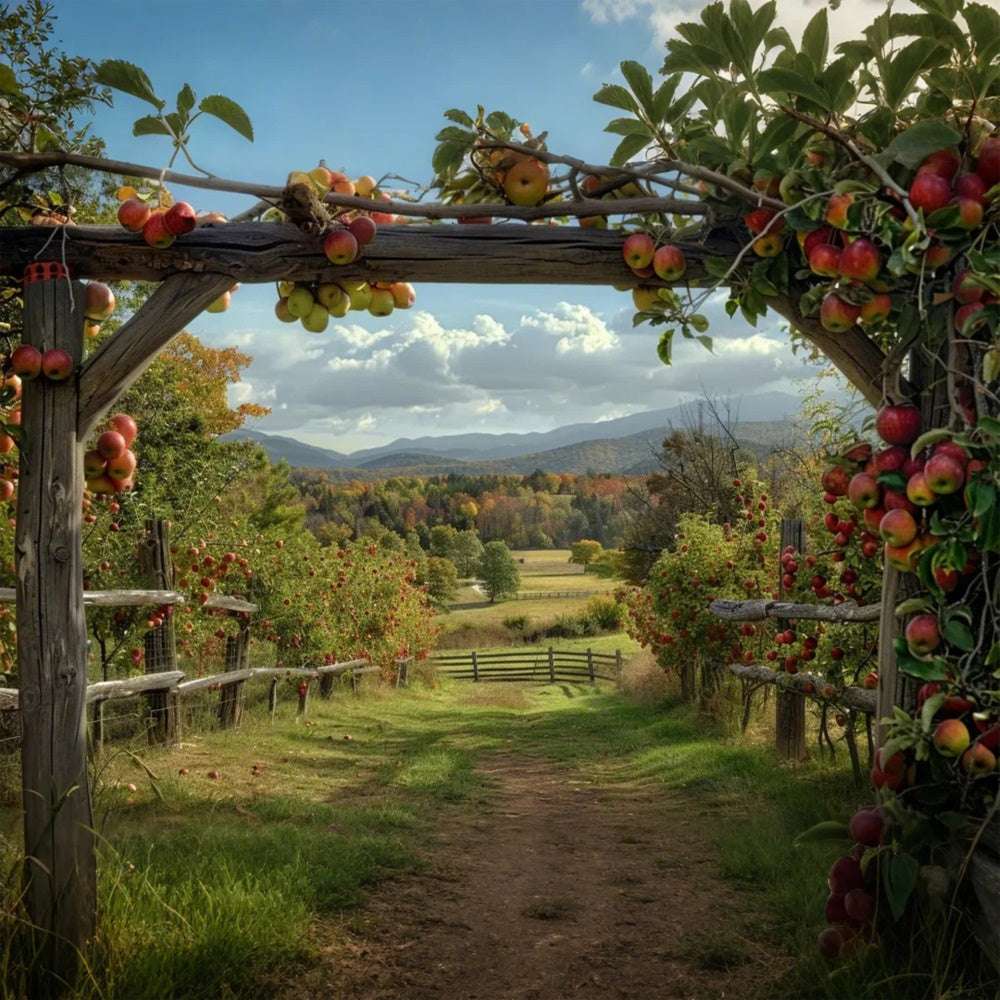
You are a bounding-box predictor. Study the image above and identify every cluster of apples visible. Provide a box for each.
[471,138,551,208]
[820,402,984,580]
[84,412,139,495]
[116,192,203,249]
[818,809,885,960]
[274,277,415,333]
[806,136,1000,334]
[621,232,688,311]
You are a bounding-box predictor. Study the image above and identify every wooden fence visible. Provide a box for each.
[428,647,622,684]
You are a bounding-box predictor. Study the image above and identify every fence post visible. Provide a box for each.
[548,646,555,683]
[775,518,807,761]
[91,700,104,751]
[472,650,479,682]
[268,675,279,721]
[587,648,595,683]
[140,518,177,744]
[615,649,623,686]
[297,679,309,715]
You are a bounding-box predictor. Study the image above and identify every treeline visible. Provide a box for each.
[290,468,639,552]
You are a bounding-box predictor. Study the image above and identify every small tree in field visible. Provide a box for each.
[477,541,520,602]
[569,539,603,572]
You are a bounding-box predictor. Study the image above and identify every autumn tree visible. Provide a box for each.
[477,540,520,602]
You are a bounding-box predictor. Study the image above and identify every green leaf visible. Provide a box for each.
[176,83,196,118]
[620,61,654,117]
[756,67,832,110]
[793,820,851,846]
[132,116,172,138]
[594,83,639,114]
[435,125,474,144]
[609,133,652,167]
[443,108,475,127]
[656,330,674,366]
[695,334,713,352]
[198,95,253,141]
[942,619,975,652]
[0,63,19,95]
[883,38,948,110]
[604,117,655,138]
[882,853,919,921]
[652,74,683,124]
[703,257,734,279]
[95,59,163,110]
[800,7,829,71]
[897,654,949,683]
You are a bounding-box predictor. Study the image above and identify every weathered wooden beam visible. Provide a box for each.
[16,270,93,990]
[85,671,185,704]
[709,598,882,623]
[728,663,877,714]
[77,272,234,438]
[0,588,185,605]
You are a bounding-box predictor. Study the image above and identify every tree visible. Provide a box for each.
[477,541,520,603]
[569,539,603,572]
[422,555,459,610]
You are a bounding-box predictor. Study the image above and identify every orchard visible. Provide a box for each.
[0,0,998,992]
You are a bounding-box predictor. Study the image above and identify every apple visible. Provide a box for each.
[875,403,922,445]
[849,808,884,848]
[117,196,150,232]
[622,233,655,270]
[883,488,916,513]
[824,192,855,229]
[905,470,936,507]
[652,245,687,280]
[954,171,986,203]
[631,286,663,312]
[83,450,107,480]
[9,344,42,380]
[871,747,907,790]
[975,135,1000,187]
[952,271,985,304]
[949,195,984,230]
[904,613,940,655]
[839,238,882,284]
[40,348,74,381]
[389,282,416,309]
[908,171,951,213]
[164,201,197,236]
[918,147,961,181]
[341,280,373,311]
[142,210,176,248]
[924,452,966,495]
[821,465,851,497]
[932,717,970,757]
[955,301,986,333]
[355,175,378,198]
[307,165,332,191]
[961,743,996,777]
[884,536,924,573]
[274,297,295,322]
[314,282,347,311]
[106,448,136,481]
[818,925,856,961]
[205,291,231,314]
[83,281,115,321]
[743,207,778,234]
[933,565,960,592]
[286,285,315,318]
[108,413,138,446]
[367,287,395,317]
[807,243,842,277]
[323,229,359,265]
[828,855,865,894]
[847,472,881,510]
[196,212,228,225]
[96,430,127,461]
[752,232,784,257]
[347,215,378,245]
[503,157,549,206]
[820,293,860,332]
[300,302,330,333]
[844,888,876,925]
[873,445,907,474]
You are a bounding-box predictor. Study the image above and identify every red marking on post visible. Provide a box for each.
[23,262,71,284]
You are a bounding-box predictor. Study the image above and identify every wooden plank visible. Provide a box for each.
[16,273,94,986]
[0,587,186,605]
[86,671,185,703]
[205,594,258,614]
[175,669,254,695]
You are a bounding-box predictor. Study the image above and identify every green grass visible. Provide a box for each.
[1,664,995,998]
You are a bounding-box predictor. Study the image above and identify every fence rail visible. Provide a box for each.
[429,646,622,684]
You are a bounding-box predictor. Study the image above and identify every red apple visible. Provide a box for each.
[839,237,882,284]
[652,245,686,280]
[41,347,74,381]
[905,613,940,655]
[848,472,881,510]
[859,292,892,325]
[9,344,43,380]
[503,156,549,206]
[108,413,138,446]
[849,808,885,847]
[96,430,127,461]
[961,743,996,776]
[622,232,656,270]
[875,403,922,446]
[84,450,107,479]
[953,171,986,203]
[164,201,197,236]
[828,855,865,894]
[949,195,984,230]
[142,210,175,248]
[820,293,860,332]
[824,192,854,229]
[924,452,966,495]
[932,717,970,757]
[975,135,1000,188]
[323,229,359,265]
[107,448,137,481]
[909,171,951,213]
[117,196,150,232]
[808,243,842,277]
[347,215,377,245]
[822,465,851,497]
[83,281,115,321]
[905,470,936,507]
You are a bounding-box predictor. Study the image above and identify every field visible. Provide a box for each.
[435,548,627,650]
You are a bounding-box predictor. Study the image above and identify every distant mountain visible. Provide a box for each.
[224,391,805,474]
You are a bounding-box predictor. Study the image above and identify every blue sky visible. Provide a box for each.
[45,0,882,454]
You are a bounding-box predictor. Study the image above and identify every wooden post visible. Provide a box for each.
[139,519,176,743]
[472,650,479,682]
[16,266,94,990]
[548,646,555,683]
[91,700,104,751]
[297,679,308,715]
[775,519,807,761]
[587,648,595,683]
[615,649,623,686]
[268,676,279,721]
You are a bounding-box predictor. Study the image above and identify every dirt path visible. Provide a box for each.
[280,756,786,1000]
